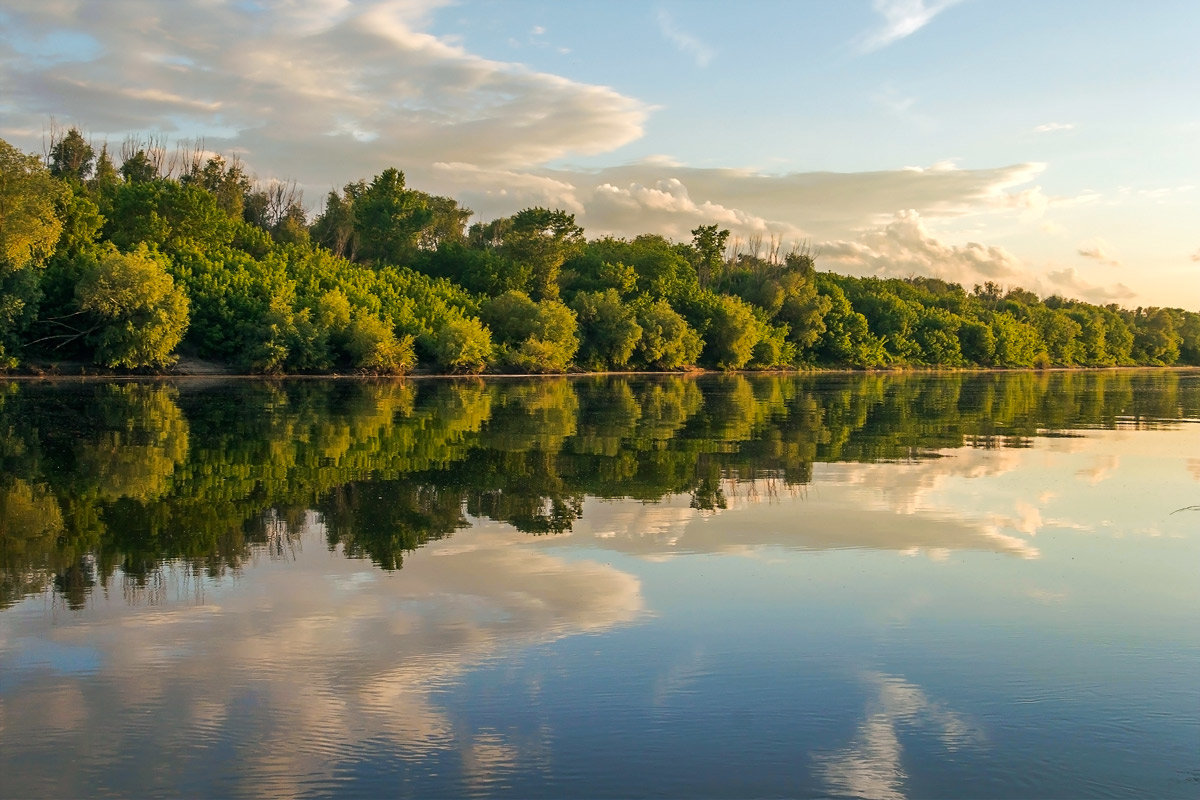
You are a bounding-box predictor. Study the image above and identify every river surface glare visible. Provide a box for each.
[1,371,1197,798]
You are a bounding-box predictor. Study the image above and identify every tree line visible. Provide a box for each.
[2,128,1198,373]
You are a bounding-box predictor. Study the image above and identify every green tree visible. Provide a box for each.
[183,155,251,219]
[353,168,432,266]
[119,150,158,184]
[1034,307,1083,365]
[91,144,120,193]
[499,208,584,301]
[482,290,579,372]
[632,298,703,370]
[571,289,643,370]
[427,315,493,373]
[626,234,698,299]
[959,318,996,365]
[695,291,761,369]
[417,241,527,297]
[814,276,887,367]
[345,311,415,374]
[990,311,1041,367]
[1129,307,1181,365]
[776,260,830,353]
[417,195,472,251]
[311,180,364,260]
[691,224,729,287]
[1175,310,1200,365]
[0,139,68,365]
[914,307,964,365]
[75,245,189,368]
[852,285,920,363]
[48,128,95,183]
[559,242,638,297]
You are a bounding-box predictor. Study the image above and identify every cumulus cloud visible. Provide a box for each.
[1077,238,1122,267]
[425,160,1083,297]
[858,0,963,53]
[821,209,1023,284]
[0,0,648,187]
[426,160,1047,251]
[656,9,714,67]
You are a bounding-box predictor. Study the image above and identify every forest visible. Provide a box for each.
[2,128,1198,374]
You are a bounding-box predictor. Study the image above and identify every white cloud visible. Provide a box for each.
[0,0,648,187]
[656,9,714,67]
[821,209,1023,283]
[424,160,1077,296]
[1034,122,1075,133]
[446,160,1044,242]
[858,0,963,53]
[1042,267,1135,303]
[1077,238,1122,267]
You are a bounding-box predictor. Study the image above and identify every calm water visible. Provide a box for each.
[1,371,1198,799]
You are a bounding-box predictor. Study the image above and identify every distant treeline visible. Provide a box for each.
[2,129,1198,373]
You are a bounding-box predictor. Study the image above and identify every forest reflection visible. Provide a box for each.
[2,370,1197,609]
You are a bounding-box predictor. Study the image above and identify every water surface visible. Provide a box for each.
[1,371,1198,798]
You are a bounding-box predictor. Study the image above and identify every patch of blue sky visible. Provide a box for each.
[3,26,101,65]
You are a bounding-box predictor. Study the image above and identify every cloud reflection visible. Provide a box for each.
[556,424,1200,565]
[565,445,1043,560]
[0,519,642,797]
[814,672,981,800]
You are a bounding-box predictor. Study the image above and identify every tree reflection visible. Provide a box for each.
[321,480,467,569]
[1,369,1197,607]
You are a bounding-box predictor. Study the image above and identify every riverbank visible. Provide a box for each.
[9,357,1200,381]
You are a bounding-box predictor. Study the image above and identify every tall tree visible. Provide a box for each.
[353,168,431,266]
[311,180,364,260]
[0,139,68,364]
[691,224,729,288]
[48,127,95,183]
[500,208,584,301]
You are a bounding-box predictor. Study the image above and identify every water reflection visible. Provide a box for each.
[0,519,642,798]
[2,372,1198,798]
[815,673,982,800]
[1,370,1197,608]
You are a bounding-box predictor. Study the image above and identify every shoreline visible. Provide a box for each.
[7,359,1200,383]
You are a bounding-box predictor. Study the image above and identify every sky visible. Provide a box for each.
[1,0,1198,309]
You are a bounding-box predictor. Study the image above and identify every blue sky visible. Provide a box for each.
[1,0,1197,308]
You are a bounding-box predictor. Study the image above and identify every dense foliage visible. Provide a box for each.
[3,131,1198,373]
